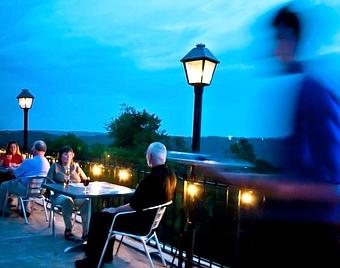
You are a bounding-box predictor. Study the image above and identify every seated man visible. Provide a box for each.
[0,140,50,217]
[75,142,177,268]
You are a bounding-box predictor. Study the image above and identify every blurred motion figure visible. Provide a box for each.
[273,7,340,183]
[245,5,340,268]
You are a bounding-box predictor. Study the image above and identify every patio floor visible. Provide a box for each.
[0,202,171,268]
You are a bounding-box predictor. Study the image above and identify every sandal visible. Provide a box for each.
[64,229,77,241]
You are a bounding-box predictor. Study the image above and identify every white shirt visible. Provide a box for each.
[14,155,50,185]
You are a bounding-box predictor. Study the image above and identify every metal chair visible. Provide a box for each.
[98,200,173,268]
[2,175,49,224]
[47,190,80,237]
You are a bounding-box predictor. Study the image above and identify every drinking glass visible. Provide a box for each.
[83,176,90,193]
[64,166,70,187]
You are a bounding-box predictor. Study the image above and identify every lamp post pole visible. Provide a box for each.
[192,85,203,153]
[23,108,29,153]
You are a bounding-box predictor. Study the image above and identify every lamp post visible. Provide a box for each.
[181,43,219,153]
[16,89,34,153]
[180,44,219,267]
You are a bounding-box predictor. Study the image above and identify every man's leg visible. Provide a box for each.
[0,179,26,213]
[85,211,115,261]
[0,181,11,212]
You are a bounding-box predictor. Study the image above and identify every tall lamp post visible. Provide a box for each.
[180,44,219,267]
[181,43,219,154]
[16,89,34,153]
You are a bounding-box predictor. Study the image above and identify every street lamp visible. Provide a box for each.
[16,89,34,153]
[180,44,219,268]
[181,43,219,153]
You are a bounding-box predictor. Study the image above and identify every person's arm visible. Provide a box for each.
[75,163,88,180]
[202,167,340,203]
[101,179,145,214]
[13,159,29,179]
[102,203,134,214]
[46,164,56,183]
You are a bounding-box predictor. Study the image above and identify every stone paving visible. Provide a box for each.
[0,203,168,268]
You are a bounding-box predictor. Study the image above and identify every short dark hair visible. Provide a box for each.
[272,7,301,41]
[57,146,74,164]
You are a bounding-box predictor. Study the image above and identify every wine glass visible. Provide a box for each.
[64,166,71,187]
[83,176,90,193]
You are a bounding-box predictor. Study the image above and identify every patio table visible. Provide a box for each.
[42,181,135,252]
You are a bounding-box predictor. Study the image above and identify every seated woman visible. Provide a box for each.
[0,141,24,183]
[47,146,89,241]
[0,141,24,168]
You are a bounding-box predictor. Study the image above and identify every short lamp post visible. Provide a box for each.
[180,44,219,268]
[16,89,34,153]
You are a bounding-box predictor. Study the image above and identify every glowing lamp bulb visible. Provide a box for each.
[118,169,130,182]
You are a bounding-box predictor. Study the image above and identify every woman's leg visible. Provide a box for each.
[54,194,74,231]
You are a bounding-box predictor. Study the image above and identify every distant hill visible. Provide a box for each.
[42,130,107,137]
[0,130,112,148]
[167,136,285,167]
[0,130,285,166]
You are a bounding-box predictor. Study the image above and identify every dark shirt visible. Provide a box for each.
[270,75,340,224]
[284,75,340,183]
[129,164,176,210]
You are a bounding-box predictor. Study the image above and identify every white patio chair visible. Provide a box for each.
[97,200,173,268]
[2,175,49,224]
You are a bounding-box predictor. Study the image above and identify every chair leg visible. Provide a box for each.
[51,209,56,237]
[98,234,115,268]
[115,235,124,256]
[42,198,48,222]
[153,232,167,266]
[2,191,9,216]
[20,198,29,224]
[141,239,155,268]
[48,205,52,228]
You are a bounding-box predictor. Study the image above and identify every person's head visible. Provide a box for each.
[5,141,21,155]
[146,142,167,168]
[57,146,75,166]
[32,140,47,156]
[272,7,301,64]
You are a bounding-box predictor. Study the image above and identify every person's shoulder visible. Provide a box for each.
[50,162,57,168]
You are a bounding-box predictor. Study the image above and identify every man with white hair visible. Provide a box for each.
[0,140,50,217]
[75,142,176,268]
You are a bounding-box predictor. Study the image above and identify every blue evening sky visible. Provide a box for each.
[1,0,339,138]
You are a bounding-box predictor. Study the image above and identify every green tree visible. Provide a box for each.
[48,133,89,160]
[229,138,278,173]
[87,143,107,162]
[106,104,167,165]
[229,138,256,163]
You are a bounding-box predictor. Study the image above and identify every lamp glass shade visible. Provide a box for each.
[184,59,217,86]
[16,89,34,109]
[184,60,203,85]
[202,60,217,85]
[18,97,33,109]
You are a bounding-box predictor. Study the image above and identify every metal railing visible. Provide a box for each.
[75,161,259,268]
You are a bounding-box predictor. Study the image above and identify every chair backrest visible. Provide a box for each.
[143,200,172,232]
[25,176,46,198]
